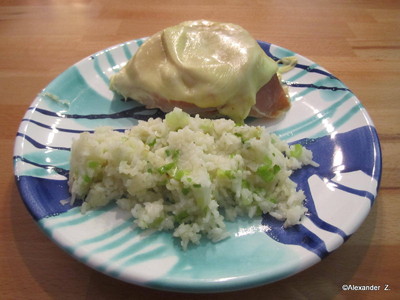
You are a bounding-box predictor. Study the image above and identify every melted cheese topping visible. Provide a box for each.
[110,20,278,122]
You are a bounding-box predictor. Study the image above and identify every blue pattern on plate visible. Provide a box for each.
[13,38,382,292]
[263,125,381,259]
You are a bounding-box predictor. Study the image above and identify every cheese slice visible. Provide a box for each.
[110,20,280,122]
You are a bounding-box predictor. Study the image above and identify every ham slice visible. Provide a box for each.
[250,74,290,118]
[139,73,290,120]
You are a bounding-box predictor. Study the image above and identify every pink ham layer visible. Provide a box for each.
[137,74,290,120]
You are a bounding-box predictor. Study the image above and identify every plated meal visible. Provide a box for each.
[14,20,381,292]
[70,20,315,250]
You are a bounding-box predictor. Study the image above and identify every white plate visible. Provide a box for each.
[14,39,382,292]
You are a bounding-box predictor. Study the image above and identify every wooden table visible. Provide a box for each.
[1,1,399,299]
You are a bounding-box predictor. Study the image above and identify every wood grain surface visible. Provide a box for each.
[1,0,399,299]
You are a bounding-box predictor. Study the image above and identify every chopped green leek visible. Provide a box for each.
[235,120,245,126]
[150,216,164,228]
[165,108,190,131]
[263,156,273,168]
[173,169,186,180]
[290,144,303,158]
[242,179,251,189]
[182,187,190,195]
[87,161,100,169]
[83,175,91,183]
[196,197,206,208]
[269,198,277,204]
[175,211,189,223]
[216,169,235,179]
[256,164,280,182]
[234,132,246,144]
[147,138,157,147]
[157,162,176,174]
[166,149,180,159]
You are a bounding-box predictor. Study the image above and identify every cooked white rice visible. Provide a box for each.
[68,108,317,249]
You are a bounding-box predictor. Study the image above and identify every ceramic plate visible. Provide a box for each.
[14,39,382,292]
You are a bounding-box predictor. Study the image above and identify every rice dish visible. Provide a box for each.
[68,108,317,249]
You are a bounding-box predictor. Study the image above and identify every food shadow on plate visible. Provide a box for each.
[109,95,166,123]
[109,93,286,128]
